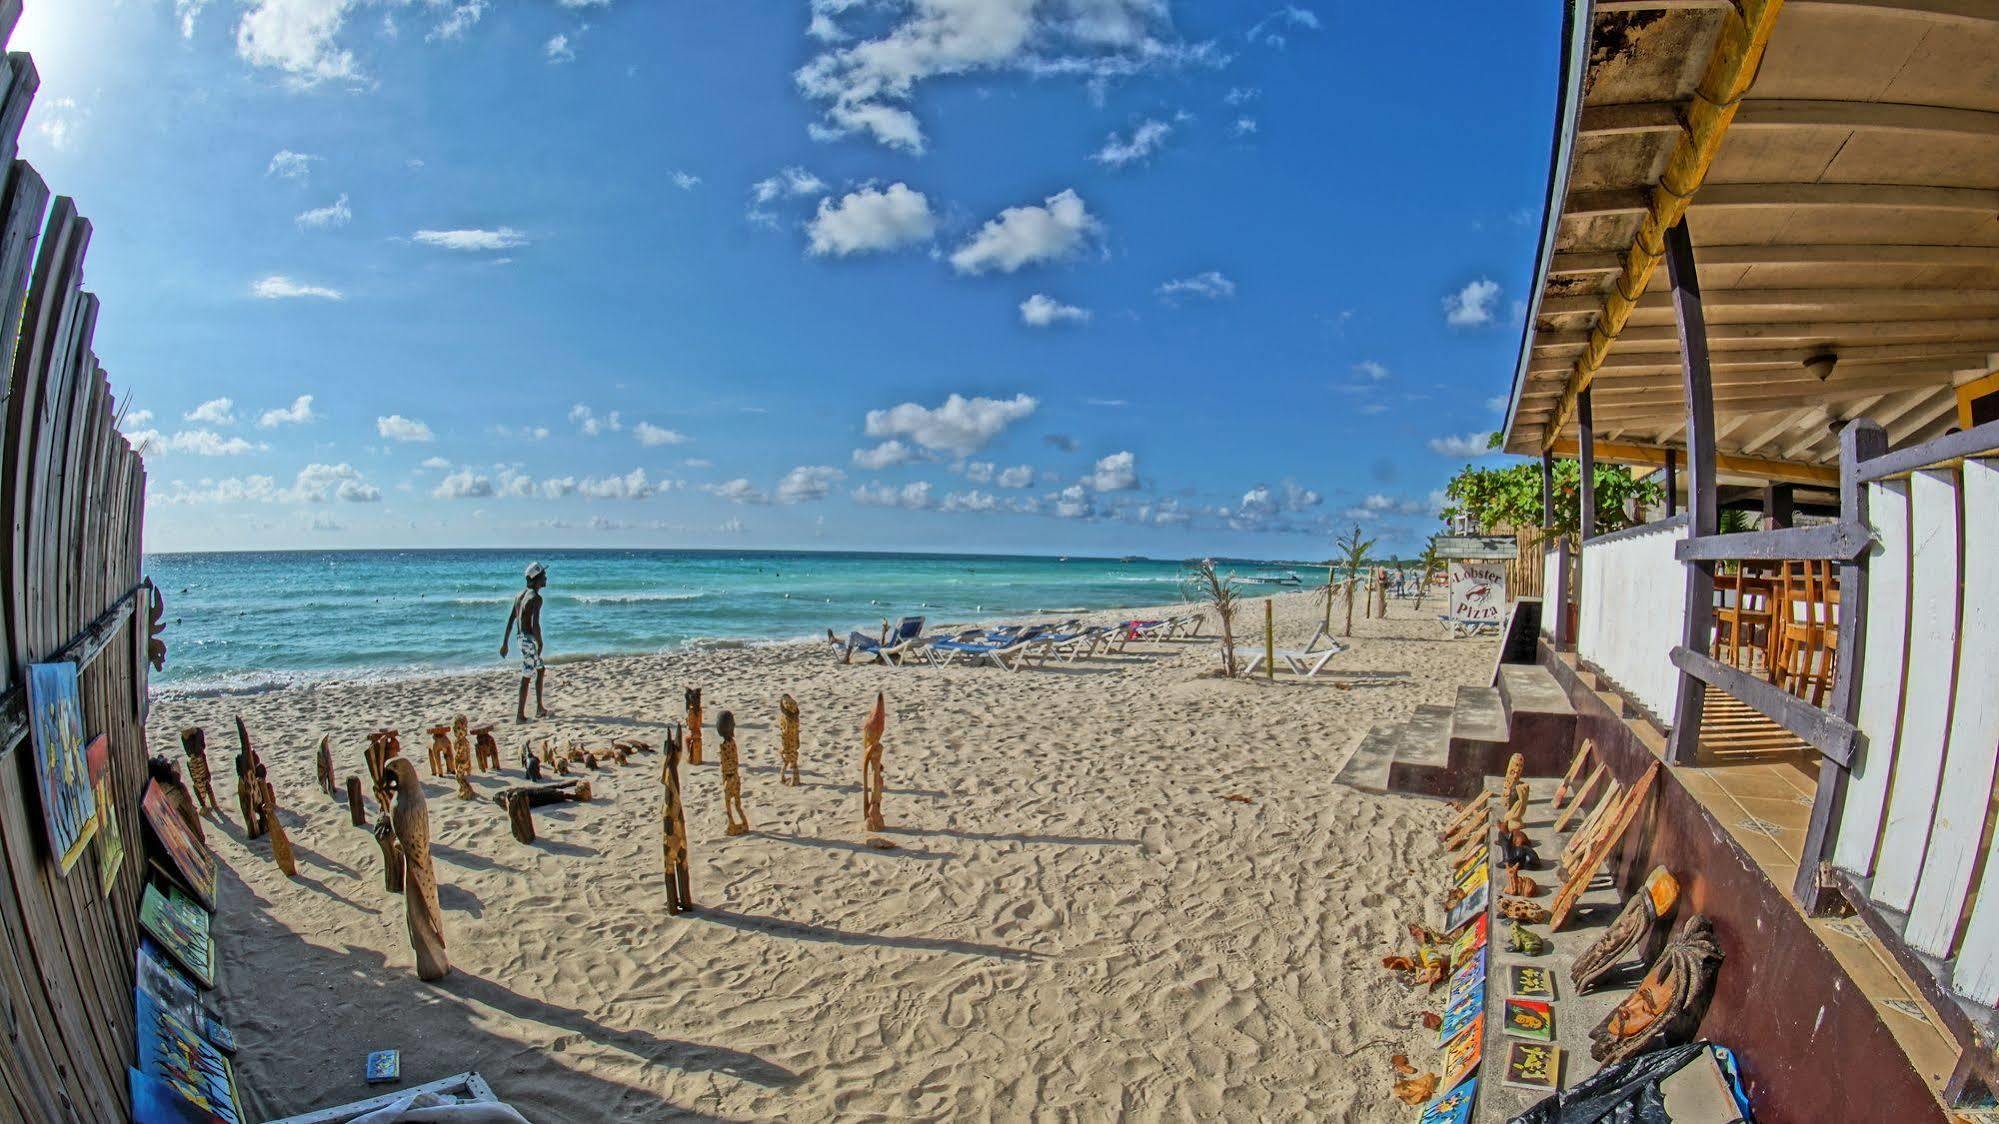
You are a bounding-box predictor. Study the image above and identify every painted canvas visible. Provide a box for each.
[1503,1041,1562,1092]
[26,662,97,875]
[132,986,244,1123]
[1418,1077,1476,1124]
[140,883,215,988]
[86,736,125,895]
[142,781,216,910]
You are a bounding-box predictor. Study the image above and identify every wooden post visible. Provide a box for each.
[1665,448,1678,518]
[1579,387,1597,543]
[1264,599,1275,681]
[346,775,367,827]
[1793,420,1887,911]
[1666,219,1720,766]
[1764,483,1795,530]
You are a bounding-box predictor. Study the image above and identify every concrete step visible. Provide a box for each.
[1448,685,1510,778]
[1387,705,1479,800]
[1497,663,1579,775]
[1334,724,1397,794]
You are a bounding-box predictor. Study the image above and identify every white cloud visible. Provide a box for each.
[296,193,351,229]
[545,33,575,63]
[776,465,845,504]
[950,189,1100,275]
[1239,480,1322,522]
[429,1,487,42]
[1156,270,1235,302]
[864,393,1037,456]
[807,183,937,256]
[1019,293,1090,327]
[1428,431,1494,457]
[419,456,451,470]
[34,97,83,151]
[1248,5,1321,47]
[376,414,435,443]
[290,461,380,502]
[719,518,746,534]
[1051,483,1093,519]
[433,468,494,500]
[672,171,702,190]
[1084,450,1137,492]
[413,227,528,252]
[251,275,343,300]
[852,480,934,509]
[237,1,360,84]
[258,395,317,427]
[1343,492,1432,521]
[569,404,622,436]
[681,457,713,469]
[708,478,769,505]
[1093,118,1172,166]
[1232,116,1257,136]
[1444,278,1501,327]
[575,468,656,500]
[1354,360,1390,381]
[185,398,236,426]
[941,489,998,512]
[266,149,317,179]
[138,429,268,457]
[633,422,688,447]
[852,440,918,470]
[997,465,1034,488]
[751,166,826,206]
[175,0,211,38]
[124,409,154,428]
[961,461,994,483]
[1224,86,1259,105]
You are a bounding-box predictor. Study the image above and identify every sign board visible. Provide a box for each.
[1449,561,1508,635]
[1435,535,1519,561]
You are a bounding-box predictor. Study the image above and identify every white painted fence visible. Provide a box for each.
[1542,546,1562,640]
[1831,457,1999,1005]
[1578,518,1690,721]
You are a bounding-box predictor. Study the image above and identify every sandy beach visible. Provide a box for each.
[150,590,1493,1122]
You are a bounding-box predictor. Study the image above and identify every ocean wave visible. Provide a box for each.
[567,592,703,604]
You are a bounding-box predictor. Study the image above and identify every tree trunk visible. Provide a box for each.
[1344,585,1356,637]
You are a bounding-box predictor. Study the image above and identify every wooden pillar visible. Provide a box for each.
[1578,387,1597,543]
[1666,219,1719,766]
[1793,420,1888,911]
[1764,482,1795,530]
[1665,449,1678,518]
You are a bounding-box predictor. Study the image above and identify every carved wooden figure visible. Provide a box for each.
[660,723,693,913]
[386,758,450,980]
[779,694,801,787]
[455,772,475,801]
[257,765,297,878]
[178,727,221,816]
[346,776,368,827]
[718,711,749,836]
[425,726,451,777]
[365,730,401,816]
[473,724,500,772]
[451,714,474,777]
[685,688,704,765]
[537,738,557,769]
[500,790,535,845]
[372,820,404,893]
[233,721,266,838]
[315,735,336,798]
[861,692,887,833]
[523,745,543,783]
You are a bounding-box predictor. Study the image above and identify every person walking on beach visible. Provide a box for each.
[501,562,550,723]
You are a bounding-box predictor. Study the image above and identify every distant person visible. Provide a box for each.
[501,562,550,722]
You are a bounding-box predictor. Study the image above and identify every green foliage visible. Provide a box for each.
[1333,524,1378,637]
[1439,459,1663,542]
[1413,536,1443,611]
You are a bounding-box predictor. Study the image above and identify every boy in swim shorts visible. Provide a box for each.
[501,562,549,722]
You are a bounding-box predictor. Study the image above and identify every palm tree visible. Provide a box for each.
[1189,559,1244,677]
[1412,537,1443,611]
[1334,524,1378,637]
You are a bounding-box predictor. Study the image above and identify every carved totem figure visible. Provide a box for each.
[499,789,535,845]
[178,727,221,816]
[779,694,801,787]
[718,711,748,836]
[386,758,450,981]
[315,735,336,798]
[233,720,266,838]
[861,692,887,833]
[1501,752,1529,833]
[365,730,402,816]
[685,688,704,765]
[257,765,297,878]
[473,724,501,772]
[451,714,474,778]
[660,723,693,914]
[425,726,451,777]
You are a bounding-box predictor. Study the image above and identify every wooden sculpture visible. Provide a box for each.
[499,790,534,845]
[1588,914,1722,1064]
[1499,897,1550,925]
[1552,740,1594,810]
[1550,765,1662,932]
[425,725,451,776]
[177,727,222,817]
[146,582,169,671]
[660,723,692,914]
[473,724,501,772]
[1500,828,1539,870]
[1501,751,1524,796]
[1573,867,1681,994]
[779,694,801,786]
[1503,864,1539,898]
[685,688,704,765]
[451,714,474,777]
[315,735,336,798]
[523,745,543,783]
[365,730,401,816]
[386,758,450,981]
[346,776,367,827]
[233,720,267,838]
[372,820,404,893]
[1501,783,1530,835]
[257,765,297,878]
[861,692,887,833]
[147,756,206,844]
[455,771,475,801]
[718,710,749,836]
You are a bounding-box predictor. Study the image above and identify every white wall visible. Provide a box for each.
[1578,521,1689,720]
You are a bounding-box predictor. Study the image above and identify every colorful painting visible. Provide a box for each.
[1445,883,1488,933]
[1503,997,1555,1042]
[1441,1017,1483,1090]
[137,939,202,1023]
[140,883,215,988]
[132,985,243,1124]
[1450,915,1488,970]
[142,781,216,910]
[1508,963,1555,1001]
[86,736,125,895]
[366,1050,401,1084]
[1418,1077,1477,1124]
[26,662,98,875]
[1502,1041,1562,1093]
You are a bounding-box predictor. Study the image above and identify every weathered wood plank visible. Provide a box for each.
[1855,418,1999,483]
[1668,647,1861,767]
[1673,521,1871,562]
[1664,218,1718,765]
[1832,479,1913,875]
[1871,469,1963,913]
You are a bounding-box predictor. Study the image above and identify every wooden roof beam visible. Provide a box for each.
[1530,341,1999,376]
[1597,0,1999,25]
[1581,100,1999,140]
[1565,183,1999,219]
[1533,316,1999,352]
[1548,437,1838,486]
[1540,288,1999,317]
[1549,245,1999,277]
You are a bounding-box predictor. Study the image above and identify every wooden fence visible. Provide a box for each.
[0,5,156,1119]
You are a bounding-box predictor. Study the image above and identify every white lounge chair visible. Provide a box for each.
[1240,642,1348,679]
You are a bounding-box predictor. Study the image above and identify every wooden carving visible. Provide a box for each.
[147,756,206,844]
[1501,780,1530,835]
[455,772,475,801]
[861,692,887,833]
[346,776,367,827]
[1573,866,1681,994]
[315,735,336,798]
[779,694,801,787]
[523,745,543,783]
[718,711,748,836]
[178,727,221,815]
[660,723,692,914]
[386,758,450,980]
[426,726,451,777]
[537,738,557,769]
[1552,740,1594,810]
[685,688,704,765]
[365,729,402,816]
[257,766,297,878]
[234,719,266,838]
[1550,764,1661,932]
[473,724,500,772]
[146,582,168,671]
[1588,914,1722,1064]
[1554,764,1607,834]
[499,790,534,845]
[1502,752,1524,795]
[372,819,404,893]
[451,714,474,778]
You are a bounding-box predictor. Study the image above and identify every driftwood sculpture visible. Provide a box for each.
[257,765,297,878]
[718,711,749,837]
[861,692,887,833]
[1500,752,1528,833]
[234,719,267,838]
[779,694,801,787]
[386,758,450,981]
[1589,914,1722,1064]
[346,776,367,827]
[365,729,402,815]
[660,723,693,914]
[425,726,451,777]
[499,790,535,845]
[685,688,704,765]
[451,715,474,778]
[1573,867,1682,994]
[147,582,169,670]
[473,724,500,772]
[177,727,222,817]
[537,738,557,770]
[373,820,404,892]
[147,757,206,844]
[455,772,475,802]
[522,745,543,783]
[315,735,336,798]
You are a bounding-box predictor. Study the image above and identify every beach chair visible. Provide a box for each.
[1241,642,1348,679]
[930,626,1052,670]
[1037,624,1112,664]
[827,616,929,665]
[1111,619,1168,652]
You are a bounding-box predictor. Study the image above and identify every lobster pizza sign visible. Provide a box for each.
[1448,561,1507,632]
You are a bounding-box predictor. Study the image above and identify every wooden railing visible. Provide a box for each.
[1578,515,1688,721]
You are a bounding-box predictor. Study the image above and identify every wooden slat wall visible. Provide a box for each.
[0,16,154,1122]
[1830,479,1911,876]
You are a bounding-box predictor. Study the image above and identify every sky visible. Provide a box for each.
[12,0,1553,559]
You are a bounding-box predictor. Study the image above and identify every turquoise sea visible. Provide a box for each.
[144,550,1313,694]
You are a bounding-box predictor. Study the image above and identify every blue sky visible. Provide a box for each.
[15,0,1550,558]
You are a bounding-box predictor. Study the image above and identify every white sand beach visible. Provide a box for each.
[150,591,1491,1122]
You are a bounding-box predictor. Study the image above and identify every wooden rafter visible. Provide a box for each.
[1548,438,1838,486]
[1580,99,1999,140]
[1563,183,1999,220]
[1549,246,1999,278]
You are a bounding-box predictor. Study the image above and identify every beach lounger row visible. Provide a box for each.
[827,612,1207,671]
